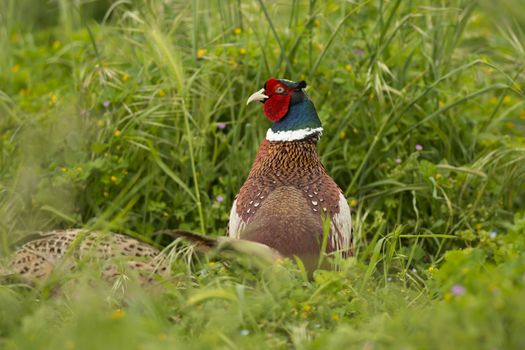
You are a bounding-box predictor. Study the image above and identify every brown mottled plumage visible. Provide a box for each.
[230,136,351,270]
[2,229,168,283]
[236,137,342,223]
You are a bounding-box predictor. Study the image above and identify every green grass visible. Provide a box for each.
[1,0,525,348]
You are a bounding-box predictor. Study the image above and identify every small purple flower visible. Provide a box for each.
[216,195,224,203]
[217,122,226,130]
[103,101,110,108]
[451,284,465,296]
[395,158,402,164]
[353,48,364,57]
[489,230,497,239]
[415,144,423,151]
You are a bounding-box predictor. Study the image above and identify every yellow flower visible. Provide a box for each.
[503,95,511,104]
[489,283,498,293]
[196,48,207,59]
[475,223,482,230]
[439,100,445,108]
[111,175,118,182]
[302,304,312,312]
[50,94,58,105]
[328,3,339,11]
[97,120,105,127]
[109,308,125,320]
[61,167,68,173]
[314,19,321,28]
[428,266,436,273]
[18,88,30,96]
[344,64,352,71]
[470,14,481,25]
[338,130,346,140]
[122,73,129,82]
[239,48,247,55]
[443,292,453,301]
[158,89,166,97]
[11,64,20,73]
[331,314,340,321]
[113,129,121,137]
[350,199,358,207]
[482,67,493,76]
[76,167,82,172]
[52,40,61,50]
[233,27,242,35]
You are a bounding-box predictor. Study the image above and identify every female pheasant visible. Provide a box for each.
[228,78,352,270]
[1,229,169,283]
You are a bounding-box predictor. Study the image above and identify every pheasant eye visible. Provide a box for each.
[275,86,285,94]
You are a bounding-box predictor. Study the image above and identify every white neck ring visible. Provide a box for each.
[265,127,323,142]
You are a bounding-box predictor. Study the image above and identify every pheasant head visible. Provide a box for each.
[247,78,323,142]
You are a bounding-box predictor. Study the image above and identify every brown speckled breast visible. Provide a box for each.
[235,137,342,224]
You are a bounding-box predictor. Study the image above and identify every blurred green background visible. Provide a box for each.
[1,0,525,348]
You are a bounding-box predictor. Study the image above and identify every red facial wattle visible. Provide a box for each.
[262,78,292,122]
[263,93,291,122]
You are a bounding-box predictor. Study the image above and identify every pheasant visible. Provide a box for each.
[228,78,352,270]
[1,229,169,283]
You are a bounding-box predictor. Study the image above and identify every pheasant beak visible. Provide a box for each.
[246,88,269,105]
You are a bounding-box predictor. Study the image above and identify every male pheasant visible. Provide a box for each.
[228,78,352,270]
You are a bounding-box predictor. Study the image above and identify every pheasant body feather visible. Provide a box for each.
[4,229,168,282]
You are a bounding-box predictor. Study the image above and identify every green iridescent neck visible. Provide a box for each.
[267,99,323,142]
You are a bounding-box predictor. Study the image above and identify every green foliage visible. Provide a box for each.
[0,215,524,349]
[1,0,525,348]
